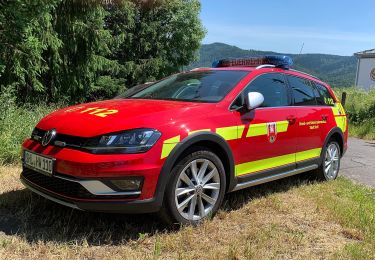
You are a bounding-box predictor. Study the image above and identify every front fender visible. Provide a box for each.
[154,132,236,204]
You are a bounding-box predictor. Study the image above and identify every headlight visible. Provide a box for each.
[83,129,161,154]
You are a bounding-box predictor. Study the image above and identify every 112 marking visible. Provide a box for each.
[79,107,119,118]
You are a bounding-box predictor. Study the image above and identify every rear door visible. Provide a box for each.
[231,73,298,178]
[286,75,327,167]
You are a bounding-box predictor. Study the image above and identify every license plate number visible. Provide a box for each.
[24,151,54,176]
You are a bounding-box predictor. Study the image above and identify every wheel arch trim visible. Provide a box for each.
[154,132,236,205]
[321,127,345,161]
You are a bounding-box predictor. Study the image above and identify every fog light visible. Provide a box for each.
[107,177,143,191]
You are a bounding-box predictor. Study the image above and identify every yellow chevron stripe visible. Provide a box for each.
[295,148,322,162]
[246,120,289,137]
[235,148,322,176]
[247,123,267,137]
[216,125,245,140]
[332,103,347,132]
[160,135,180,159]
[235,153,295,176]
[277,120,289,132]
[161,120,291,159]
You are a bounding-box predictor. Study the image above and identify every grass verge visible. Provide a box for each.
[349,121,375,140]
[334,87,375,140]
[0,166,374,259]
[0,96,58,164]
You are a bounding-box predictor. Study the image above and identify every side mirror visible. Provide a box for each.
[246,92,264,110]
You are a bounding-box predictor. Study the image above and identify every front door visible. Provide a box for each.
[231,73,298,178]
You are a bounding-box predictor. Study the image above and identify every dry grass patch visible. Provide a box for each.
[300,178,375,259]
[0,166,368,259]
[0,165,23,192]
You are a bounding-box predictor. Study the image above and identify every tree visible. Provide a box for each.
[47,1,114,103]
[0,0,112,103]
[104,0,205,91]
[0,0,62,101]
[0,0,205,104]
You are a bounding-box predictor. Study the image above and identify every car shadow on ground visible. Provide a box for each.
[0,173,316,246]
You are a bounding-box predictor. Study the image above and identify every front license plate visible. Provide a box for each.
[24,151,54,176]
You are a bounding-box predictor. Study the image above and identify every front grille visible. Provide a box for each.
[56,133,87,147]
[31,128,46,138]
[22,169,137,200]
[31,128,88,148]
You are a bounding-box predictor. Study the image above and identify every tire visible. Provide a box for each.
[159,148,226,225]
[315,140,341,181]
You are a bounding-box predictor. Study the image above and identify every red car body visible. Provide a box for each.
[21,64,348,214]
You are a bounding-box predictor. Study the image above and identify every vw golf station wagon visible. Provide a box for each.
[21,56,348,225]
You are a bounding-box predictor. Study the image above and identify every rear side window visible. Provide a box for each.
[287,75,317,106]
[313,83,335,106]
[241,73,290,107]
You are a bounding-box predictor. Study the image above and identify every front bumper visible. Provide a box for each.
[21,168,162,213]
[22,138,164,200]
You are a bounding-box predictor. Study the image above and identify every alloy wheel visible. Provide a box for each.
[324,143,340,180]
[174,159,221,221]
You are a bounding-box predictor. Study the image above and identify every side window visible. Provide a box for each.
[287,75,317,106]
[231,94,243,110]
[313,83,335,106]
[241,73,290,108]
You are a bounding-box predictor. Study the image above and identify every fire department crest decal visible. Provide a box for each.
[267,122,277,143]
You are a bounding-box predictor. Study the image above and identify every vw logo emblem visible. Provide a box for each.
[41,129,57,146]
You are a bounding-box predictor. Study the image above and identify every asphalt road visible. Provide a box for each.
[341,137,375,187]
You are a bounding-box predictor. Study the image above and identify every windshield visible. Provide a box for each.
[127,70,248,102]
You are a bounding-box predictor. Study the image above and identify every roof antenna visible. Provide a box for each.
[299,42,305,55]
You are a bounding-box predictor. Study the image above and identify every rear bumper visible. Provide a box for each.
[20,169,162,214]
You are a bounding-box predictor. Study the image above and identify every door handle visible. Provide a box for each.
[287,115,296,125]
[322,114,328,121]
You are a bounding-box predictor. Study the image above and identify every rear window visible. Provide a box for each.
[313,83,335,106]
[129,70,248,102]
[287,75,317,106]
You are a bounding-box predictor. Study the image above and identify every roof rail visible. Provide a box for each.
[256,64,276,69]
[290,69,321,81]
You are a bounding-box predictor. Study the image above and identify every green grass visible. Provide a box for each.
[348,120,375,140]
[302,177,375,259]
[334,87,375,140]
[0,93,59,164]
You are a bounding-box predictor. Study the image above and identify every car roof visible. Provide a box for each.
[191,67,328,87]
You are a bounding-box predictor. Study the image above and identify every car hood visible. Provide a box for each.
[36,99,213,137]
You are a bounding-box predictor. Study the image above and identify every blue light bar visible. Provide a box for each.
[212,55,293,69]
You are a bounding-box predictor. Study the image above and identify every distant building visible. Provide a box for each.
[354,49,375,90]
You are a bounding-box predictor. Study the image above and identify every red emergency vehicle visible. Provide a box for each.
[21,56,348,224]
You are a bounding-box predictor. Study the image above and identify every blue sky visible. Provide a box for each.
[200,0,375,56]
